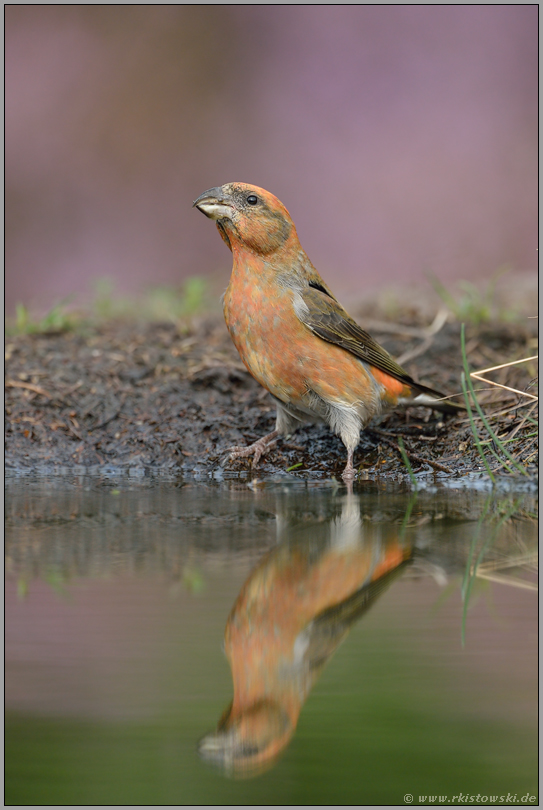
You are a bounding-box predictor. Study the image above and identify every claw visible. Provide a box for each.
[225,430,280,469]
[341,448,357,481]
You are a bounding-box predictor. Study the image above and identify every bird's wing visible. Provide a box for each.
[301,560,411,673]
[299,285,445,399]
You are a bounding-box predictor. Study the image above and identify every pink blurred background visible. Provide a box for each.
[5,5,538,315]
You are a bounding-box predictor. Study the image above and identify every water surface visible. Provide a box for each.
[5,475,538,805]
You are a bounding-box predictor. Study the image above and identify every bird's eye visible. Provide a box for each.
[247,195,258,205]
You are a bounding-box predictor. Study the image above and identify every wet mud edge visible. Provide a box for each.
[4,314,538,483]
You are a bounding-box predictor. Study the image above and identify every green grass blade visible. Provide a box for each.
[397,437,418,487]
[461,324,529,477]
[460,371,496,482]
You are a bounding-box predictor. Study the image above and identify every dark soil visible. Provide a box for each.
[5,312,538,481]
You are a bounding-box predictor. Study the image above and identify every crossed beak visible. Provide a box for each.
[193,186,234,220]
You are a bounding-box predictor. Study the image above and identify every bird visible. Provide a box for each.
[199,493,411,776]
[193,182,458,479]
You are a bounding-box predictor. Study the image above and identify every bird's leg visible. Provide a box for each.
[341,448,356,481]
[226,430,280,468]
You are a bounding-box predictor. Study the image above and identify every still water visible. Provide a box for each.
[5,475,538,805]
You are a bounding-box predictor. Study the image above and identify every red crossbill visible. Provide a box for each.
[199,495,411,775]
[194,183,455,479]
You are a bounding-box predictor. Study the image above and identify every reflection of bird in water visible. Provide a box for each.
[199,494,411,776]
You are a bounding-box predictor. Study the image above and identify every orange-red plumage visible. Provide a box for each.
[194,182,451,478]
[199,497,411,774]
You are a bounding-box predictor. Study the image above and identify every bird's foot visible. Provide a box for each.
[341,465,356,481]
[225,430,280,469]
[341,449,357,482]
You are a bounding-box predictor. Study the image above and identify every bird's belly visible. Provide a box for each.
[223,283,394,422]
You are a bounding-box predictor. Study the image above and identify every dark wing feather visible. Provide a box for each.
[299,286,445,399]
[301,560,411,673]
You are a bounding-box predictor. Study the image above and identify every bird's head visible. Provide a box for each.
[198,698,293,777]
[193,183,295,256]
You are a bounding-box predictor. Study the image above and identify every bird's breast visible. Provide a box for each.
[223,266,399,418]
[223,272,308,403]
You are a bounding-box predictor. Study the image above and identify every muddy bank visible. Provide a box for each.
[4,312,538,481]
